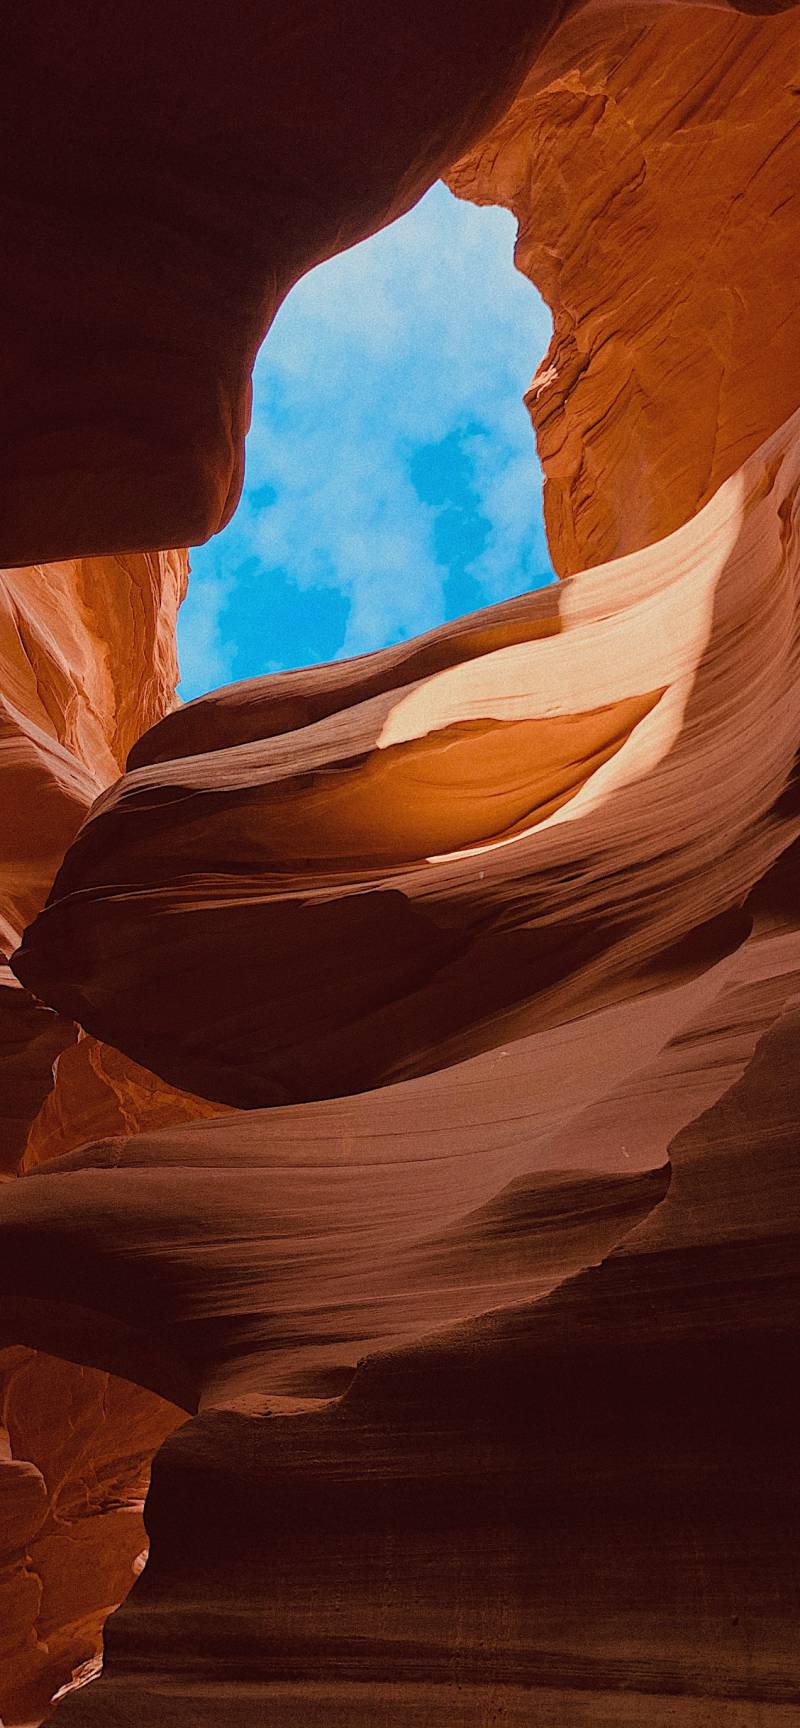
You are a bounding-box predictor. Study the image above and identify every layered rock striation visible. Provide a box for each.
[449,4,800,573]
[6,859,800,1724]
[1,2,573,568]
[14,409,800,1106]
[0,550,187,1173]
[1,1,800,1725]
[0,550,194,1722]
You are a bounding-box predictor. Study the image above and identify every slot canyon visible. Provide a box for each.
[1,3,799,1723]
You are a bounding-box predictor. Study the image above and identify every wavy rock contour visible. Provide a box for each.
[14,411,800,1105]
[1,1,800,1724]
[1,2,572,566]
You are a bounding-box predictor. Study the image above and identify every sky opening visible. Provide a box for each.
[177,180,555,700]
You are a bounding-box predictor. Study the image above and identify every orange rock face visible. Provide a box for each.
[0,549,192,1722]
[0,1351,180,1728]
[0,550,187,1170]
[15,412,800,1106]
[21,1036,233,1174]
[8,879,800,1724]
[1,3,800,1726]
[449,5,800,573]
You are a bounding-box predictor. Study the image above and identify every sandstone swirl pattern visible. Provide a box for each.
[1,2,800,1725]
[15,414,800,1109]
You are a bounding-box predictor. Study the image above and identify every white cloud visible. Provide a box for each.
[176,562,236,696]
[179,181,553,696]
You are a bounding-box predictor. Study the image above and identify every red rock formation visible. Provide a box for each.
[0,971,74,1183]
[0,550,187,1173]
[0,549,192,1721]
[15,410,800,1105]
[1,3,573,568]
[5,877,800,1723]
[22,1037,233,1175]
[0,1041,222,1722]
[448,4,800,573]
[0,1352,180,1728]
[2,2,799,1724]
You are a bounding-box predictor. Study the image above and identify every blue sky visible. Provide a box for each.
[178,181,555,698]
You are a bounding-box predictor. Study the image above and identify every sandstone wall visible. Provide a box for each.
[449,5,800,572]
[1,2,799,1723]
[0,550,191,1724]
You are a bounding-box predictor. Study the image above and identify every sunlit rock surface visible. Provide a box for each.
[0,550,187,1169]
[449,5,800,575]
[15,411,800,1105]
[2,1,800,1724]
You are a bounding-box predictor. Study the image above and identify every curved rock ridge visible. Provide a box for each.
[449,3,800,574]
[0,1127,669,1413]
[1,1,574,567]
[26,929,800,1726]
[1,3,791,568]
[127,589,563,771]
[4,859,793,1717]
[14,409,800,1107]
[21,1036,235,1176]
[1,845,796,1399]
[1,3,798,1721]
[1,848,799,1720]
[0,979,714,1716]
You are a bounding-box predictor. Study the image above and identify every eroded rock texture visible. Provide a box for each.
[15,411,800,1108]
[2,1,800,1725]
[7,874,800,1726]
[0,549,194,1722]
[0,1352,179,1727]
[1,2,571,568]
[0,550,189,1169]
[449,4,800,573]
